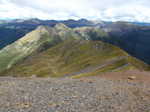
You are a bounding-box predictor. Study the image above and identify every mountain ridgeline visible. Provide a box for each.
[0,19,97,49]
[1,19,150,65]
[0,23,149,77]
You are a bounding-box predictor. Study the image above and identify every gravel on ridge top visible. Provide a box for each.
[0,77,149,112]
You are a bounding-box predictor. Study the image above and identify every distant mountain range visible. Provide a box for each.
[0,18,99,29]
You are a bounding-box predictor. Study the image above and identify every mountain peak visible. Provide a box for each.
[16,25,50,46]
[36,25,47,31]
[54,23,69,30]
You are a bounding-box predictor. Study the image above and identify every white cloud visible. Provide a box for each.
[0,0,150,22]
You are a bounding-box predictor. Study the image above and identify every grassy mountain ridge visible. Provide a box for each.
[0,19,96,49]
[0,26,54,72]
[1,20,150,65]
[0,24,84,73]
[0,40,140,77]
[0,24,149,77]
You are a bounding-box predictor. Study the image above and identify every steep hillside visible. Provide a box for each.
[1,20,150,65]
[0,40,137,77]
[0,26,56,72]
[0,24,83,73]
[0,24,149,77]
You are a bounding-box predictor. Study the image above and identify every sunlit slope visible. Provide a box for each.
[0,24,149,77]
[0,24,81,73]
[2,39,149,77]
[0,26,54,72]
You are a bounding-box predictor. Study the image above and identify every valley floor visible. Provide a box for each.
[0,75,149,112]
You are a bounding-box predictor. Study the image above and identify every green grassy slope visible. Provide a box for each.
[1,39,148,77]
[0,24,149,77]
[0,24,81,73]
[0,26,54,72]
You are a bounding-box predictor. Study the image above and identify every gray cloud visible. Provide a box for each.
[0,0,150,22]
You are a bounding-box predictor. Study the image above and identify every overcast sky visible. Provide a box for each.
[0,0,150,22]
